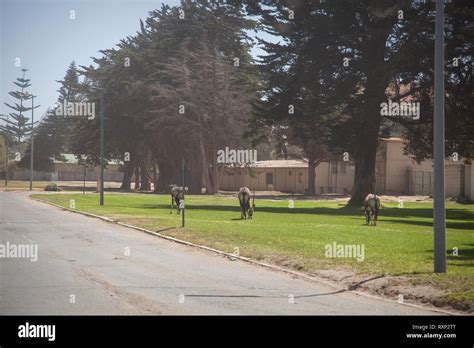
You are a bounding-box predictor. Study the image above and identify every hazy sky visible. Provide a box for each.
[0,0,269,123]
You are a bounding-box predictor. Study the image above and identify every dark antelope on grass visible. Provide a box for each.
[170,185,186,214]
[364,193,381,226]
[238,187,254,220]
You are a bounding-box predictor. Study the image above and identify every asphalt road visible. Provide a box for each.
[0,191,439,315]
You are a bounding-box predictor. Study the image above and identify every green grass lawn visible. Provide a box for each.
[32,192,474,308]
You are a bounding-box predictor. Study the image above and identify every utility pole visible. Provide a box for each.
[1,114,9,187]
[100,92,105,206]
[88,85,106,206]
[4,125,8,187]
[83,163,87,195]
[433,0,447,273]
[29,96,35,191]
[181,158,185,228]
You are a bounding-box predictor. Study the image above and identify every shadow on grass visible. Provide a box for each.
[383,218,474,230]
[141,203,361,215]
[57,186,98,192]
[380,207,474,220]
[419,245,474,266]
[447,244,474,265]
[136,203,474,227]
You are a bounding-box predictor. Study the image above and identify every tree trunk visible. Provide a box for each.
[152,160,159,193]
[349,96,382,205]
[134,162,140,190]
[120,160,133,190]
[349,138,378,205]
[348,22,394,205]
[157,161,167,192]
[198,127,218,195]
[306,157,317,195]
[140,159,151,191]
[208,162,218,194]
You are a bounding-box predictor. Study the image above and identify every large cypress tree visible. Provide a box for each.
[392,0,474,162]
[248,1,342,195]
[69,0,257,193]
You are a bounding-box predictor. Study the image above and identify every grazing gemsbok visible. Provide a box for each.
[238,187,255,220]
[363,193,381,226]
[170,185,186,214]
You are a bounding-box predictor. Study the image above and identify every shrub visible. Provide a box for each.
[44,183,61,191]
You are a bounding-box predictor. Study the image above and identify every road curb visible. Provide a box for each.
[30,195,460,316]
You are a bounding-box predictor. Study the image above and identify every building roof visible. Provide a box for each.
[53,154,122,165]
[53,154,78,164]
[381,137,404,142]
[251,160,308,168]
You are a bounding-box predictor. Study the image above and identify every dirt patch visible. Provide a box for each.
[265,254,306,271]
[260,256,471,314]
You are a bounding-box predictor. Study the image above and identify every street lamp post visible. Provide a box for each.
[0,114,9,187]
[433,0,447,273]
[88,85,106,206]
[29,95,36,191]
[4,121,8,187]
[83,163,87,195]
[181,158,185,228]
[100,92,105,206]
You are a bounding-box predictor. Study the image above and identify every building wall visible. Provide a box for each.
[219,139,472,197]
[465,165,474,200]
[12,163,124,182]
[383,138,466,197]
[465,164,474,201]
[55,163,123,182]
[220,166,308,192]
[375,141,387,193]
[220,162,353,194]
[383,139,433,194]
[383,140,433,194]
[12,171,52,181]
[445,164,463,197]
[316,162,354,194]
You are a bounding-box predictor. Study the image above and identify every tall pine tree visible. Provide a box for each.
[1,69,38,143]
[19,62,81,170]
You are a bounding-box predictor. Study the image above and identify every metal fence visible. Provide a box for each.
[10,170,123,182]
[407,169,433,195]
[407,166,465,197]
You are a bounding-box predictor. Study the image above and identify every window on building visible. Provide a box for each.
[266,172,273,185]
[340,163,346,174]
